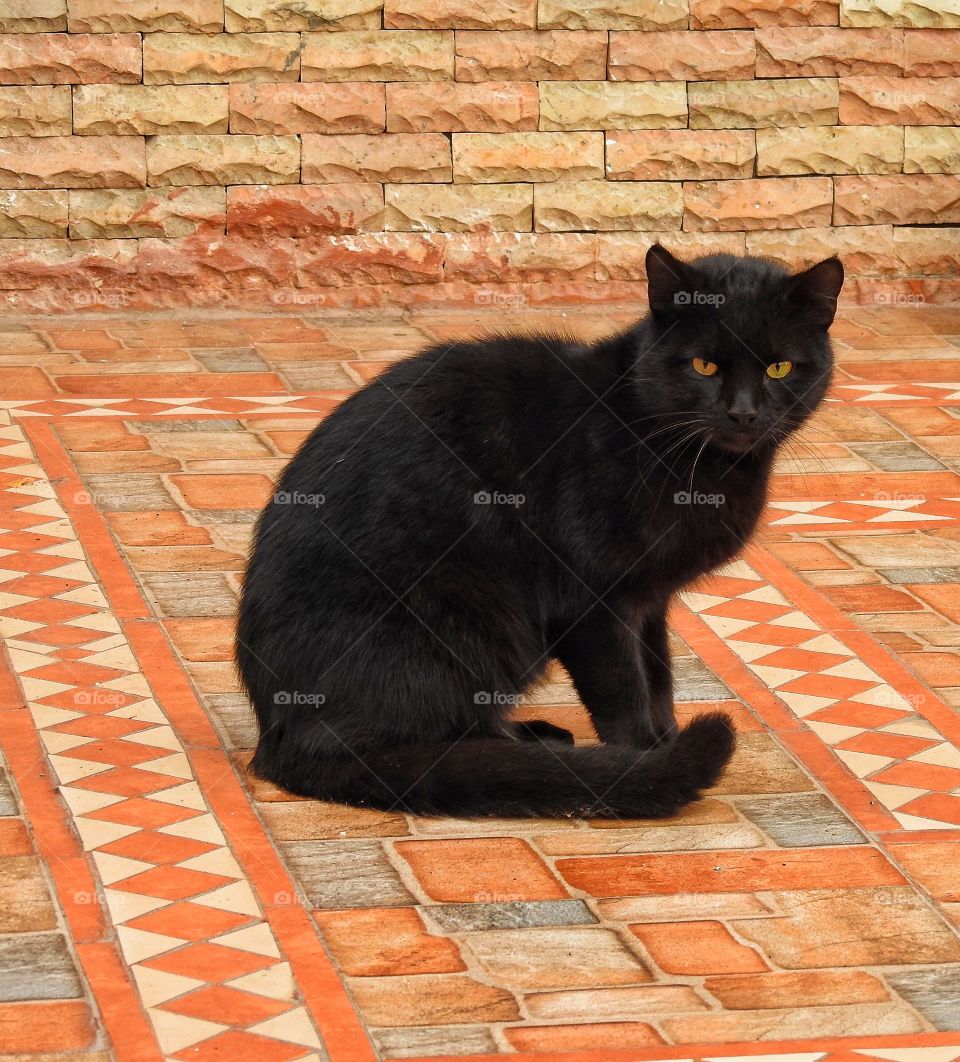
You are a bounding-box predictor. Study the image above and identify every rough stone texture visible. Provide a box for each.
[733,887,960,967]
[384,0,536,29]
[745,225,898,276]
[348,973,519,1026]
[302,133,452,183]
[281,839,414,908]
[689,78,839,128]
[73,85,231,135]
[225,0,382,30]
[426,900,596,932]
[147,134,300,186]
[230,83,386,134]
[734,795,866,847]
[540,80,687,130]
[834,174,960,224]
[384,182,532,231]
[692,0,840,26]
[0,0,67,31]
[755,27,906,76]
[143,32,302,85]
[610,30,756,81]
[228,183,384,236]
[534,180,683,231]
[295,232,446,286]
[0,189,68,237]
[597,230,747,279]
[884,967,960,1031]
[0,135,146,189]
[302,30,454,81]
[605,129,756,179]
[840,75,960,124]
[67,0,224,31]
[453,131,605,182]
[372,1026,499,1058]
[69,188,226,238]
[0,935,82,1002]
[893,226,960,275]
[904,27,960,73]
[0,85,71,136]
[841,0,960,27]
[463,927,648,990]
[538,0,688,30]
[455,30,607,81]
[386,82,538,132]
[756,125,903,175]
[684,176,834,230]
[0,32,141,84]
[442,230,598,283]
[905,126,960,172]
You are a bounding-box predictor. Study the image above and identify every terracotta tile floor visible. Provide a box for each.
[1,303,960,1060]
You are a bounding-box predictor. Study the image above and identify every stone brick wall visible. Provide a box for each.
[1,0,958,312]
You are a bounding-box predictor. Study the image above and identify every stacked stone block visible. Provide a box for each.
[0,0,958,309]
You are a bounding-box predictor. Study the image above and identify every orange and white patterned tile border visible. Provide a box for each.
[680,551,960,833]
[0,410,349,1060]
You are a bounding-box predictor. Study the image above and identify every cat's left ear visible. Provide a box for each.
[787,257,844,329]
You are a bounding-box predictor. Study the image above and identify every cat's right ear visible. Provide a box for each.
[645,244,699,322]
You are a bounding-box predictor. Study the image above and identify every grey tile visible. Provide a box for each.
[0,766,17,816]
[83,474,176,512]
[203,693,258,749]
[131,419,244,434]
[734,794,865,847]
[881,567,960,584]
[372,1025,497,1058]
[194,349,269,373]
[849,441,944,472]
[191,510,259,525]
[425,900,596,933]
[141,572,237,618]
[278,362,356,390]
[673,656,730,701]
[885,966,960,1030]
[280,839,413,909]
[0,934,82,1001]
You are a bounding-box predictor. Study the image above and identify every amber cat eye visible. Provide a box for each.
[692,358,719,377]
[766,361,793,379]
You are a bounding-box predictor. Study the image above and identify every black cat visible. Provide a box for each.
[236,244,843,818]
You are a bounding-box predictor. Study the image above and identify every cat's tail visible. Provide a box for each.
[253,712,735,818]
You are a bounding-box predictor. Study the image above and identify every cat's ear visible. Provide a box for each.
[787,257,844,329]
[645,244,701,321]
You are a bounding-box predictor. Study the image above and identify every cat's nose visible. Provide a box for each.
[727,407,759,426]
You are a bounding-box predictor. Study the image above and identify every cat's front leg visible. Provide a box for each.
[555,604,674,749]
[638,608,677,747]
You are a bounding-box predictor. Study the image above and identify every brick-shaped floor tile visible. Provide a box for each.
[504,1021,665,1050]
[556,847,904,897]
[395,837,567,902]
[705,969,891,1009]
[733,887,960,967]
[0,934,82,1002]
[0,856,58,932]
[0,1001,95,1052]
[170,473,276,510]
[347,973,519,1026]
[631,919,769,976]
[663,1001,924,1040]
[314,907,465,976]
[524,984,708,1021]
[280,839,414,909]
[890,840,960,902]
[465,926,649,989]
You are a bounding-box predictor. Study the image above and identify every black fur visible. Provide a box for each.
[236,244,843,818]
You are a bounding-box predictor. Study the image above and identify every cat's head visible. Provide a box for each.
[635,244,843,456]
